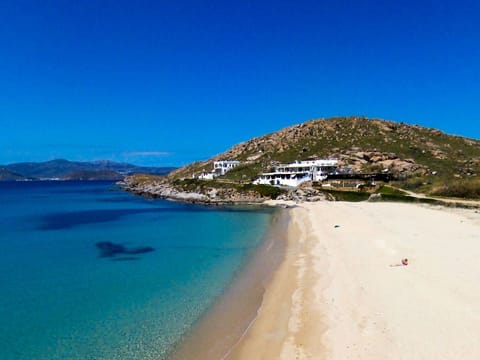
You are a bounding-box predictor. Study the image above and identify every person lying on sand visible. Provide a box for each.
[390,258,409,267]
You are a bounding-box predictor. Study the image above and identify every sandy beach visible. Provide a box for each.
[228,201,480,359]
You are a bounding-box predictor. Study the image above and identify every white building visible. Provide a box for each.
[198,160,240,179]
[253,159,338,187]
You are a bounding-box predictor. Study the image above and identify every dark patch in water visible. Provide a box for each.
[96,241,154,258]
[38,208,152,230]
[111,256,141,261]
[39,207,192,230]
[37,203,274,230]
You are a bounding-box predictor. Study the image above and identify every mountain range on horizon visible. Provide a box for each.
[0,159,176,181]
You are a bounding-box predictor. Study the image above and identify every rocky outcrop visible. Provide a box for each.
[276,184,330,202]
[120,177,209,203]
[120,177,272,204]
[121,176,334,204]
[368,193,383,202]
[331,150,430,175]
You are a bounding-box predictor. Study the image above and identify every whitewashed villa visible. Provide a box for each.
[198,160,240,179]
[254,159,338,187]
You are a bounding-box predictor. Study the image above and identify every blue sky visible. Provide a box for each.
[1,0,479,166]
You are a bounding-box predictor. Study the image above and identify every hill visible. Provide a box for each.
[168,116,480,197]
[0,159,176,181]
[0,168,28,181]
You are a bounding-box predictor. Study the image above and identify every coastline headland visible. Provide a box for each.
[120,175,266,204]
[119,175,329,205]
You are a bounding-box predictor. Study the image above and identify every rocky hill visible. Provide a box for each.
[169,116,480,194]
[123,116,480,202]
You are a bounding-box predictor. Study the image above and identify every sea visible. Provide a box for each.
[0,180,275,359]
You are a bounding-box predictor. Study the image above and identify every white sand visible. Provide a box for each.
[229,202,480,359]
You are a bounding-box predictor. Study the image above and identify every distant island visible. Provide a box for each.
[0,159,176,181]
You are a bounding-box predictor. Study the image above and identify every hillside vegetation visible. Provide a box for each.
[169,116,480,198]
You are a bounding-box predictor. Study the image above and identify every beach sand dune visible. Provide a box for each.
[229,202,480,360]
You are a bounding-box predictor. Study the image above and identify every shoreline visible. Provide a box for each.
[162,198,480,359]
[170,208,291,359]
[227,201,327,359]
[228,201,480,359]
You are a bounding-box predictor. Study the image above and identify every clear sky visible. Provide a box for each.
[1,0,479,166]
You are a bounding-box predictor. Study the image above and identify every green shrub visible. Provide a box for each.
[322,190,370,202]
[242,184,283,199]
[431,180,480,199]
[377,185,408,196]
[222,163,263,181]
[379,194,416,202]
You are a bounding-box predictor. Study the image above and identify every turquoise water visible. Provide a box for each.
[0,181,273,359]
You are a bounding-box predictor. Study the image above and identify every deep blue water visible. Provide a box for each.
[0,181,273,359]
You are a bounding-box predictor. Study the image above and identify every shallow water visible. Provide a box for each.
[0,181,273,359]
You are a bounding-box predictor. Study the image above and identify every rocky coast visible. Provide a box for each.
[119,175,330,205]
